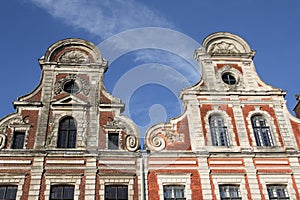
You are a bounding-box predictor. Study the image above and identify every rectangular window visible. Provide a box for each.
[163,185,185,200]
[0,185,17,200]
[219,185,241,200]
[11,131,25,149]
[50,185,74,200]
[108,133,119,149]
[105,185,128,200]
[267,185,289,199]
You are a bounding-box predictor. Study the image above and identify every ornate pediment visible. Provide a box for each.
[59,50,90,64]
[208,41,240,55]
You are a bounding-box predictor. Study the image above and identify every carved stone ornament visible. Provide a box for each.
[59,50,90,64]
[209,41,240,55]
[147,128,184,151]
[54,74,90,95]
[125,135,138,152]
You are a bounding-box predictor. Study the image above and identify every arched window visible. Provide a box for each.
[57,117,77,148]
[251,115,273,146]
[209,115,229,146]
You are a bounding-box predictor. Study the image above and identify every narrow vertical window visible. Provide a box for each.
[105,185,128,200]
[0,185,18,200]
[57,117,77,148]
[219,185,241,200]
[267,185,289,199]
[163,185,185,200]
[11,131,25,149]
[209,115,229,146]
[108,133,119,150]
[50,185,74,200]
[251,115,273,146]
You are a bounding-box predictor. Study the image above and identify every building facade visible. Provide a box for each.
[0,32,300,200]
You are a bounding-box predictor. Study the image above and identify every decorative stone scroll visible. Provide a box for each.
[54,74,90,95]
[208,41,240,55]
[59,50,90,64]
[147,127,184,151]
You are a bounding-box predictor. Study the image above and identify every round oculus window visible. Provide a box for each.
[221,72,237,85]
[63,80,80,93]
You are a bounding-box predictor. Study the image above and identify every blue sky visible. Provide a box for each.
[0,1,300,138]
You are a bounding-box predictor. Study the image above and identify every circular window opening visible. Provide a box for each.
[63,80,80,93]
[222,72,237,85]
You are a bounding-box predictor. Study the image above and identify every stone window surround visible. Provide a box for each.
[0,174,26,199]
[259,174,296,199]
[204,109,236,147]
[104,128,123,150]
[44,174,81,200]
[99,175,135,200]
[246,109,280,147]
[215,66,244,90]
[211,174,247,200]
[47,111,87,149]
[8,124,31,150]
[156,173,192,200]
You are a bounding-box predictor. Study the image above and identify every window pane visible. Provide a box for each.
[105,185,128,200]
[251,115,273,146]
[0,186,17,200]
[209,115,229,146]
[163,185,185,200]
[50,185,74,200]
[57,117,77,148]
[108,133,119,149]
[63,80,79,94]
[267,185,289,199]
[219,185,241,200]
[11,132,25,149]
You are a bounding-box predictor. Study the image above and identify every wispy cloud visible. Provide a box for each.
[30,0,173,39]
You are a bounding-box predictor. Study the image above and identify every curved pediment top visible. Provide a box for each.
[199,32,256,58]
[41,38,105,65]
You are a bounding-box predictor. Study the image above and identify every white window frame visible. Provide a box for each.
[204,110,236,147]
[0,174,26,200]
[211,174,247,200]
[246,110,280,148]
[259,174,296,199]
[99,175,134,200]
[156,173,191,200]
[44,175,81,200]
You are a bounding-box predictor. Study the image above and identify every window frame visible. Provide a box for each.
[0,185,18,200]
[57,116,77,148]
[209,115,230,146]
[267,184,290,200]
[251,115,274,146]
[105,185,128,200]
[219,184,242,200]
[49,185,75,200]
[221,72,237,85]
[163,185,186,200]
[107,132,120,150]
[63,80,80,94]
[11,131,25,149]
